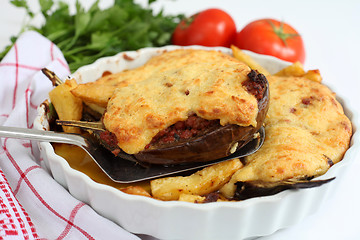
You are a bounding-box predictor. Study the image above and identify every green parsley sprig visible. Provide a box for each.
[1,0,183,72]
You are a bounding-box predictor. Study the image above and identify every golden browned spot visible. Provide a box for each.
[103,76,114,83]
[198,109,207,115]
[293,162,305,169]
[115,127,142,143]
[164,82,173,87]
[102,71,112,77]
[281,146,297,151]
[212,108,221,114]
[231,95,246,103]
[115,80,129,87]
[235,115,249,124]
[311,69,320,74]
[112,108,122,116]
[121,186,151,197]
[341,121,351,132]
[311,87,320,94]
[146,114,164,128]
[215,78,225,86]
[123,53,134,61]
[331,98,339,108]
[193,78,200,84]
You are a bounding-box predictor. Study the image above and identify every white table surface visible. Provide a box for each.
[1,0,360,239]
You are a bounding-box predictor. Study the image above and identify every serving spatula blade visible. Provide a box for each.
[0,126,265,183]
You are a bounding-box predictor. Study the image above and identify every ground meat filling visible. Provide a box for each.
[99,130,121,155]
[145,115,220,149]
[99,115,220,152]
[242,70,267,101]
[99,130,118,146]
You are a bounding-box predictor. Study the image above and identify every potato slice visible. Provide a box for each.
[178,194,206,203]
[275,62,322,83]
[71,83,113,108]
[274,61,305,77]
[121,186,151,198]
[303,69,322,83]
[150,159,242,201]
[49,79,83,133]
[231,45,271,76]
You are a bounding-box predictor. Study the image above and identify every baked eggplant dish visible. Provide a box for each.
[58,49,269,165]
[46,47,352,202]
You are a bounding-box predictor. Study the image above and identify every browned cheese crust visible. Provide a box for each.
[102,50,258,154]
[71,49,243,107]
[221,75,352,198]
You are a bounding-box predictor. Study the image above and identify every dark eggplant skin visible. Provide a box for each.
[133,70,270,165]
[233,177,335,200]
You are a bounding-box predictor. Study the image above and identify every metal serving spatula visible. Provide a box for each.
[0,125,264,183]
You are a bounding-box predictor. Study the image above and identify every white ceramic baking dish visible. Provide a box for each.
[34,46,358,240]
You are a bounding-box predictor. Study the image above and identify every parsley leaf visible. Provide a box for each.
[1,0,183,72]
[39,0,54,17]
[10,0,34,17]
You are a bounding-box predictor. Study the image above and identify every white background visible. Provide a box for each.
[1,0,360,239]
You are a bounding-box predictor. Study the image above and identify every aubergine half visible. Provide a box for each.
[101,67,269,165]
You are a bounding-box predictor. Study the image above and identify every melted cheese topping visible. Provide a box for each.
[103,51,257,154]
[71,49,243,107]
[220,75,352,198]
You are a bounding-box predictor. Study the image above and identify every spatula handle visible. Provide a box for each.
[0,125,86,146]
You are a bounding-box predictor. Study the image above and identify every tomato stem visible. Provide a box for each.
[181,14,198,29]
[268,20,299,46]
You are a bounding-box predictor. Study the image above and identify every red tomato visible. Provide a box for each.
[234,19,305,63]
[172,9,236,47]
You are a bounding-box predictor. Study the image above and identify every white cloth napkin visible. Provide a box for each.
[0,31,140,240]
